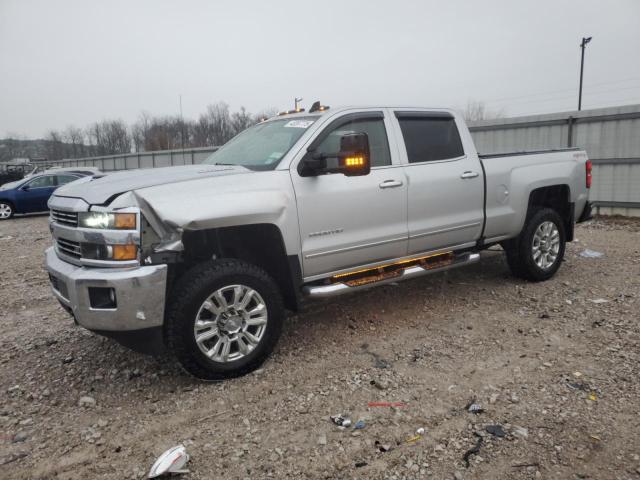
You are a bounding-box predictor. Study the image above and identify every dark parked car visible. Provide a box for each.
[0,173,86,220]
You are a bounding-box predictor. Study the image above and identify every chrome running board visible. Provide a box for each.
[303,252,480,298]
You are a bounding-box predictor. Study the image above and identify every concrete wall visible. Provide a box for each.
[470,104,640,216]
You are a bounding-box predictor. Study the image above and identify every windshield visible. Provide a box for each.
[203,117,316,170]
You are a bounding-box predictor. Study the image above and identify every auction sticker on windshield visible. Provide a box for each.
[284,120,314,128]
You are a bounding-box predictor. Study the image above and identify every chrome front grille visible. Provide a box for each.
[51,209,79,227]
[56,238,81,258]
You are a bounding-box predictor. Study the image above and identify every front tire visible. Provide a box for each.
[0,201,14,220]
[504,208,566,281]
[165,259,284,380]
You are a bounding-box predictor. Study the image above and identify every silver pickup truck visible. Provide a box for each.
[45,105,592,379]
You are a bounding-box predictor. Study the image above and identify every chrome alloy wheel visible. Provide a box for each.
[0,203,12,219]
[193,284,268,362]
[532,221,560,270]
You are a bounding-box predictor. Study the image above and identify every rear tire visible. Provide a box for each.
[0,201,14,220]
[504,208,566,281]
[165,259,284,380]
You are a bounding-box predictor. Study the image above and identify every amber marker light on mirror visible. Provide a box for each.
[345,156,365,167]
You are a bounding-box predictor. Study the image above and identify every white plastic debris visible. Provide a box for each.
[148,445,190,478]
[589,298,609,304]
[579,249,604,258]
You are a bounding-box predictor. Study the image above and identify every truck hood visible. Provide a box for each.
[53,164,251,205]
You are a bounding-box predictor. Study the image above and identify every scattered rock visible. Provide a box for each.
[512,426,529,439]
[12,431,28,443]
[78,396,96,408]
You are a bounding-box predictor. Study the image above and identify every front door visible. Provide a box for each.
[391,111,484,254]
[17,175,57,213]
[292,111,408,279]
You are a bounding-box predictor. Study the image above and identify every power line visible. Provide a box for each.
[483,84,640,108]
[480,76,640,105]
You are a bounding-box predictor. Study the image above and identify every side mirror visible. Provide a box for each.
[301,132,371,177]
[336,132,371,177]
[21,185,30,191]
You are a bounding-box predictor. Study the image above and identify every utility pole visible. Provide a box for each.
[578,36,592,111]
[294,97,303,111]
[179,94,186,162]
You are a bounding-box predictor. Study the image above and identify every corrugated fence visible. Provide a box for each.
[45,104,640,216]
[470,104,640,216]
[46,146,219,172]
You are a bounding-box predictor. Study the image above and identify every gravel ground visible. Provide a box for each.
[1,215,639,480]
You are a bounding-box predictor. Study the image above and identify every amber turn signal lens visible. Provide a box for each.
[112,244,137,261]
[114,213,136,229]
[345,156,364,167]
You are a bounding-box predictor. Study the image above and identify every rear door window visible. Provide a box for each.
[396,113,464,163]
[55,174,80,186]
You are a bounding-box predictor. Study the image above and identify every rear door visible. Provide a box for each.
[55,174,82,187]
[391,111,484,254]
[291,110,408,279]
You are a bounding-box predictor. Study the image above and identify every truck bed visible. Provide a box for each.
[478,147,590,244]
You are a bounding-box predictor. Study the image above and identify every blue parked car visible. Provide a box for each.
[0,172,85,220]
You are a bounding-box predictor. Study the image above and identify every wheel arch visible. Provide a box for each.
[526,184,573,241]
[0,198,16,216]
[180,223,302,312]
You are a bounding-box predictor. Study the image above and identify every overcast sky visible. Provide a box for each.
[1,0,639,138]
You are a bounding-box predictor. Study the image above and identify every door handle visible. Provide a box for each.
[379,179,403,189]
[460,171,479,179]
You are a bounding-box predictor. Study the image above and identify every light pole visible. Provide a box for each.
[578,36,592,111]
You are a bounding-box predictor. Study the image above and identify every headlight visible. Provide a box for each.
[78,212,137,230]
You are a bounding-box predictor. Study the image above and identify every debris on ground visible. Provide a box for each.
[589,298,609,304]
[512,426,529,439]
[485,424,507,438]
[579,249,604,258]
[567,380,590,391]
[465,399,484,414]
[78,396,96,408]
[148,445,190,478]
[2,216,639,479]
[416,427,426,435]
[405,434,422,444]
[374,440,392,452]
[330,414,352,428]
[463,432,483,468]
[355,461,368,468]
[353,420,366,430]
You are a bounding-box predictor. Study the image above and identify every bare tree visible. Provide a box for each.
[464,100,505,122]
[64,126,85,158]
[86,120,131,155]
[230,107,253,136]
[45,130,65,160]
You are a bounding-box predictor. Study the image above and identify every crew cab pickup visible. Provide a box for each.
[45,106,592,379]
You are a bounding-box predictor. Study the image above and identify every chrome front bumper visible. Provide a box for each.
[45,247,167,331]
